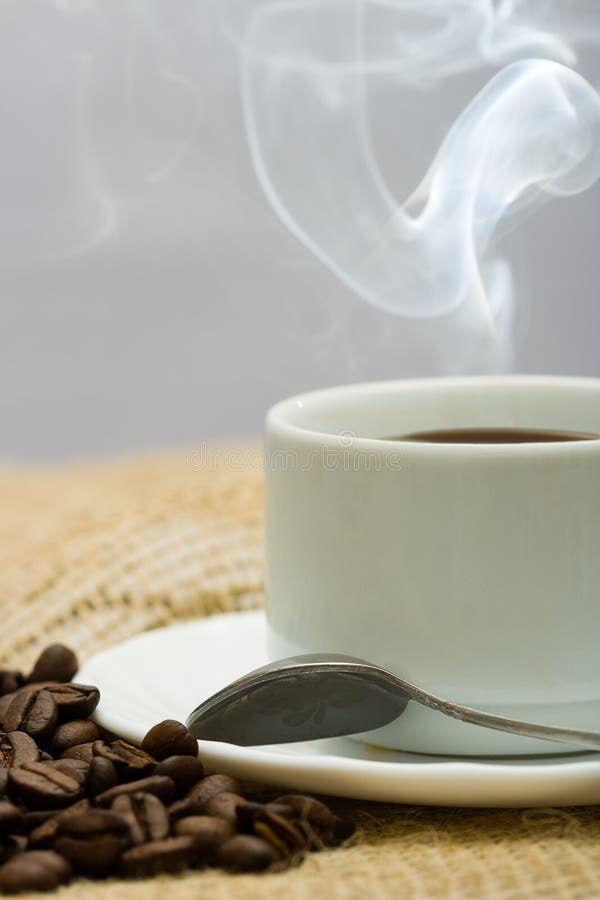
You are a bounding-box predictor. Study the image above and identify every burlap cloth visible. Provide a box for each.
[1,447,600,899]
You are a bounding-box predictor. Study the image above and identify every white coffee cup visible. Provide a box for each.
[264,376,600,755]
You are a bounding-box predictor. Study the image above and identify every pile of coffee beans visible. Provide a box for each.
[0,644,354,893]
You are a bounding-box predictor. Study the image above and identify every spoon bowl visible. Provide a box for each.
[186,653,600,751]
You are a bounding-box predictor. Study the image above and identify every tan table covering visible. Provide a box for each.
[1,449,599,899]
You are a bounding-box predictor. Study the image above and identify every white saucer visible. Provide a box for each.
[78,610,600,808]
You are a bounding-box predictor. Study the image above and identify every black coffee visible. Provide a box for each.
[387,427,600,444]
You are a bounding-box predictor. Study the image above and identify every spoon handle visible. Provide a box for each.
[401,678,600,751]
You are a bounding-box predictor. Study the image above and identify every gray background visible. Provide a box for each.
[0,2,599,462]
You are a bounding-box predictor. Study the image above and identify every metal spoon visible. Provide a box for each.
[185,653,600,750]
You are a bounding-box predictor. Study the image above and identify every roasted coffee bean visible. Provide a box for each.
[275,794,339,827]
[0,850,72,894]
[96,774,175,807]
[275,794,336,826]
[45,759,89,787]
[25,803,108,840]
[254,811,307,858]
[0,694,15,729]
[0,835,28,865]
[28,800,91,848]
[218,834,277,872]
[119,835,201,877]
[4,690,57,744]
[167,795,205,823]
[235,800,289,828]
[51,720,100,755]
[15,808,68,835]
[27,645,78,685]
[43,684,99,722]
[9,762,83,810]
[0,800,22,835]
[87,757,118,797]
[236,800,295,828]
[0,672,24,697]
[186,773,241,806]
[60,742,95,764]
[112,792,169,845]
[173,815,234,854]
[169,775,244,822]
[0,731,40,767]
[53,809,130,876]
[0,641,356,888]
[141,720,197,761]
[203,791,248,823]
[275,794,355,844]
[93,740,155,779]
[153,755,204,798]
[237,803,307,858]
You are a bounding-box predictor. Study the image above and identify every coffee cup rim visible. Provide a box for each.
[266,374,600,455]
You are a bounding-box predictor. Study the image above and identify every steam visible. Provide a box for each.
[0,0,200,266]
[240,0,600,332]
[1,0,599,374]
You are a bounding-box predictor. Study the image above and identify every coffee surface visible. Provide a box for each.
[387,427,600,444]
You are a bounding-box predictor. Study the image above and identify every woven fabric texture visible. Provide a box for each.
[1,449,600,900]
